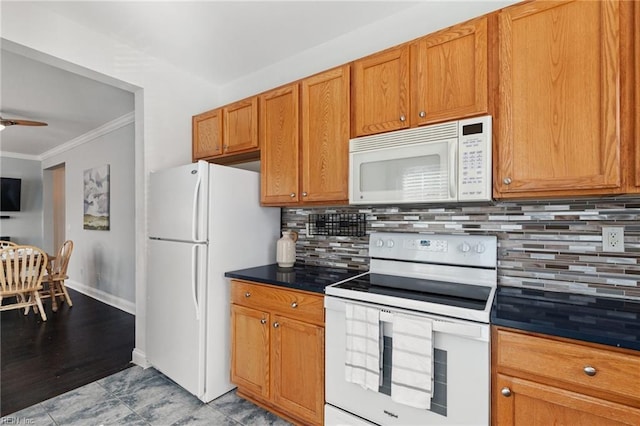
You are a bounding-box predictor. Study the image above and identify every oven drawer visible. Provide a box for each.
[231,279,324,324]
[495,328,640,402]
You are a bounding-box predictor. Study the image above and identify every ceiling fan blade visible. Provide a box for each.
[0,118,48,127]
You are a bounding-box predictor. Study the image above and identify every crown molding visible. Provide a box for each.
[0,151,41,161]
[40,111,135,161]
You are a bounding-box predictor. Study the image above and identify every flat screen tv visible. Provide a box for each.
[1,177,22,212]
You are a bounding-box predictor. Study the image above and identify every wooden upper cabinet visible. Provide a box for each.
[352,45,410,137]
[192,109,223,160]
[260,84,300,204]
[193,96,259,163]
[495,0,623,198]
[412,15,490,126]
[300,65,350,204]
[635,1,640,189]
[223,96,259,155]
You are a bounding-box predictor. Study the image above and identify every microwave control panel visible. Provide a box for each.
[458,115,492,201]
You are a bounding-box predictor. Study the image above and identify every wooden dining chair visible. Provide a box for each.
[41,240,74,312]
[0,240,17,248]
[0,245,49,321]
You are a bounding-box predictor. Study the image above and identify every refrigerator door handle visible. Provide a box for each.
[191,244,200,320]
[192,172,202,243]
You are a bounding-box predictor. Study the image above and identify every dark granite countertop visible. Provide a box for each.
[224,263,366,294]
[491,286,640,352]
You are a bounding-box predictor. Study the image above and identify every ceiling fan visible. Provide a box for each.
[0,115,48,130]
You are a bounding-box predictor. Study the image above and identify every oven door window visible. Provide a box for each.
[380,335,448,417]
[350,139,456,204]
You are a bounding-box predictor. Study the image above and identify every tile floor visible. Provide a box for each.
[1,366,292,425]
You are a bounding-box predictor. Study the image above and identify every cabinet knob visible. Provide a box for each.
[399,114,406,122]
[290,192,296,198]
[273,322,280,328]
[302,192,308,197]
[419,111,426,118]
[260,318,267,325]
[291,302,298,309]
[503,177,512,185]
[583,366,597,377]
[244,292,251,298]
[501,387,512,397]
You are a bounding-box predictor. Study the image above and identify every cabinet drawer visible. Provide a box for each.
[495,328,640,402]
[231,280,324,324]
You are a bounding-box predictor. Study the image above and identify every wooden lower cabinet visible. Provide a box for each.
[492,327,640,425]
[271,314,324,424]
[230,280,325,426]
[230,305,270,399]
[495,374,639,426]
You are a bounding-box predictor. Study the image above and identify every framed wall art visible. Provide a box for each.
[83,164,110,230]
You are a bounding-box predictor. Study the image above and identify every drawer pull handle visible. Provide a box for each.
[291,302,298,308]
[244,292,251,298]
[260,318,267,325]
[584,366,597,376]
[501,387,512,397]
[273,322,280,328]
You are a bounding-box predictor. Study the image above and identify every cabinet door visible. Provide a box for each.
[260,84,300,204]
[300,65,350,204]
[352,45,410,137]
[271,314,324,426]
[223,96,259,155]
[412,15,489,126]
[495,374,640,426]
[192,109,223,160]
[496,0,621,197]
[635,2,640,190]
[230,304,270,399]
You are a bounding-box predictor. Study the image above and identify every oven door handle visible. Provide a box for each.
[432,320,483,339]
[379,310,484,339]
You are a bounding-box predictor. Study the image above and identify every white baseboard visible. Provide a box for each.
[66,279,136,315]
[132,348,151,368]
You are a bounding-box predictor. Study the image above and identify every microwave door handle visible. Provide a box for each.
[449,141,457,199]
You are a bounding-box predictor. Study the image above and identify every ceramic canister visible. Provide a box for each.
[276,230,298,268]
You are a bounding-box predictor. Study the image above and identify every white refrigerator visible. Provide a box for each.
[146,160,280,402]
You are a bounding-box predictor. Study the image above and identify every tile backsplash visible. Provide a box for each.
[282,197,640,300]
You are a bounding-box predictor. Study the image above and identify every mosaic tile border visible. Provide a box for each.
[282,197,640,300]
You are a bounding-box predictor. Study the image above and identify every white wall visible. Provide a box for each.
[1,1,221,366]
[0,156,43,246]
[218,0,517,103]
[1,0,517,367]
[42,121,136,312]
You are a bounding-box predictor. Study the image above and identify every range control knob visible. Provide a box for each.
[460,242,471,253]
[475,243,486,254]
[375,239,384,248]
[386,239,395,248]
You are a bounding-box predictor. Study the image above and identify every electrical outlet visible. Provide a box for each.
[602,226,624,252]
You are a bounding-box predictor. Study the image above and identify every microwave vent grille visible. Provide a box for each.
[350,121,458,152]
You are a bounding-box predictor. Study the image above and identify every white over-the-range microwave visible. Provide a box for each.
[349,115,492,205]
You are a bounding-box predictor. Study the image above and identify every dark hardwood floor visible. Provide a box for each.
[1,288,135,416]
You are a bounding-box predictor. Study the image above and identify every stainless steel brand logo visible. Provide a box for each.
[383,410,399,418]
